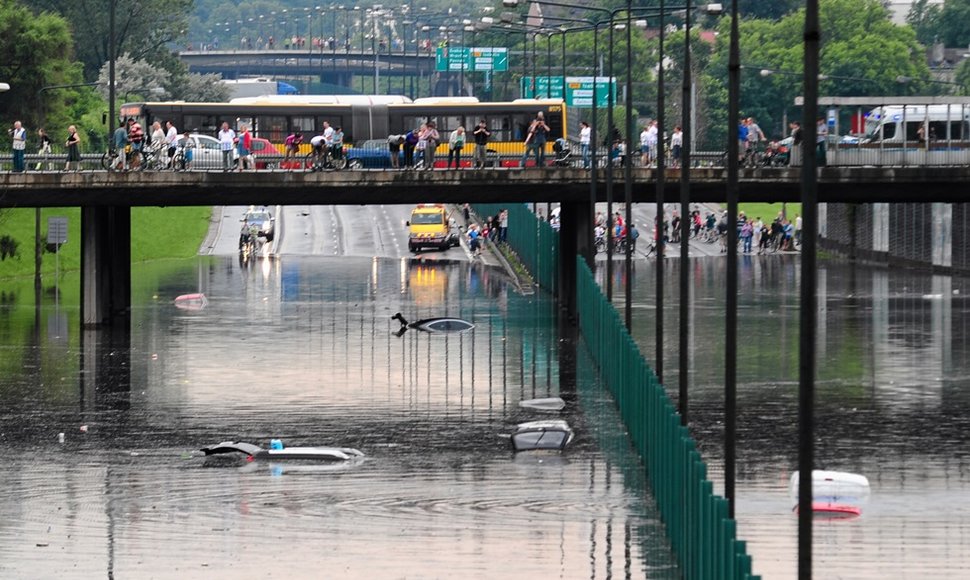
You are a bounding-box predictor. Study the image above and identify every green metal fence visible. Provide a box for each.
[576,256,759,580]
[471,203,558,293]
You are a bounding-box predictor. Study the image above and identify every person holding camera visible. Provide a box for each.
[473,119,490,169]
[520,112,550,168]
[10,121,26,172]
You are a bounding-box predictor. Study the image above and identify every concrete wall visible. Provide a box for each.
[821,202,964,273]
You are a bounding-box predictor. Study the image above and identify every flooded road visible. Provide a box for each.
[607,255,970,578]
[0,255,675,579]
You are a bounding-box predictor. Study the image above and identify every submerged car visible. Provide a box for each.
[510,420,574,452]
[201,441,365,462]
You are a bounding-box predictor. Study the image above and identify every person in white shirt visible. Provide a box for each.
[579,121,591,168]
[640,125,650,167]
[11,120,26,172]
[218,122,236,171]
[164,121,179,167]
[322,121,335,150]
[670,125,683,168]
[646,121,658,166]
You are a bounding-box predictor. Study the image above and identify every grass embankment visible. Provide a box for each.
[0,207,212,280]
[737,202,802,222]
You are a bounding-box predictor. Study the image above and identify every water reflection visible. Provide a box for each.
[0,256,676,579]
[614,256,970,577]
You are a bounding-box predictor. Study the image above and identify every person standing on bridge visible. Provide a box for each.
[447,126,465,169]
[473,120,490,169]
[218,122,235,171]
[403,127,419,168]
[112,120,129,172]
[36,128,53,171]
[64,125,80,172]
[165,121,179,169]
[10,121,26,172]
[236,124,253,171]
[387,134,405,169]
[420,122,440,170]
[579,121,591,169]
[520,112,550,168]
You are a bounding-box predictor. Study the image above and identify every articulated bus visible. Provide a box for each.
[119,97,568,167]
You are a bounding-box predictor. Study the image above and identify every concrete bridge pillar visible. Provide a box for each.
[872,203,889,252]
[932,202,952,268]
[81,206,130,327]
[557,201,593,322]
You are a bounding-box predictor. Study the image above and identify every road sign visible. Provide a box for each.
[520,76,616,108]
[435,47,508,72]
[47,217,68,245]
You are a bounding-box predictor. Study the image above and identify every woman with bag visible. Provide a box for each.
[447,126,465,169]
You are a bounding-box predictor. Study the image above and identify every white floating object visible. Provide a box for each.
[519,397,566,411]
[57,433,65,444]
[174,293,208,311]
[79,425,88,433]
[789,470,870,516]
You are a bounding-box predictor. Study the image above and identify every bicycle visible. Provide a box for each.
[101,149,121,171]
[304,146,347,171]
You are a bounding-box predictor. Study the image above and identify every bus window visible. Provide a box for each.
[928,121,947,141]
[183,114,218,135]
[255,115,285,141]
[545,111,563,140]
[512,114,530,141]
[439,115,463,132]
[403,116,425,132]
[290,115,315,143]
[904,120,922,141]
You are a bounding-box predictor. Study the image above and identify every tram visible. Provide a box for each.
[119,96,568,165]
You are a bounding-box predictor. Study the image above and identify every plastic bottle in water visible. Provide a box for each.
[270,439,283,450]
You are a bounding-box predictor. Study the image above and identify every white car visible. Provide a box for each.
[177,134,231,170]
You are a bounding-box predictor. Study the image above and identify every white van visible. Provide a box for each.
[863,104,970,143]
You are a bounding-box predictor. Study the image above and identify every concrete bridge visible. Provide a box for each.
[3,166,968,207]
[5,165,968,328]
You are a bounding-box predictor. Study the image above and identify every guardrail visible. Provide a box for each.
[576,256,758,579]
[0,143,731,172]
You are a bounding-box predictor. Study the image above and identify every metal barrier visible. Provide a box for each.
[575,256,759,580]
[471,203,558,293]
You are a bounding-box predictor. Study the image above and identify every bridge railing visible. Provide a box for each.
[471,203,558,293]
[576,256,759,580]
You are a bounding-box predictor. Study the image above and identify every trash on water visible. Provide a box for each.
[57,433,65,444]
[79,425,88,433]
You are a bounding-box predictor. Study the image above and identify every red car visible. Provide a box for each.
[250,138,282,169]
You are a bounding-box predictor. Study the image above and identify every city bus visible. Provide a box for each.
[119,97,568,167]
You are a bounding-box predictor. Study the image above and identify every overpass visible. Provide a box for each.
[4,166,968,328]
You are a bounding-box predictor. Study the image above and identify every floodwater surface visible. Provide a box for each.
[607,254,970,578]
[0,256,676,579]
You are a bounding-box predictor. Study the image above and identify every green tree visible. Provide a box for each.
[907,0,942,46]
[700,0,932,149]
[24,0,193,79]
[932,0,970,47]
[0,0,81,130]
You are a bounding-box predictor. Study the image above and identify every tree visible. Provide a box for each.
[932,0,970,47]
[170,73,232,102]
[700,0,933,149]
[24,0,193,79]
[907,0,942,46]
[97,54,171,102]
[0,0,82,130]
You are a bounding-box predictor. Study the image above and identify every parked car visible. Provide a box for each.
[175,135,280,169]
[346,139,399,169]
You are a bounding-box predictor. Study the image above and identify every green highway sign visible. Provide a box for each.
[520,76,617,108]
[435,47,508,72]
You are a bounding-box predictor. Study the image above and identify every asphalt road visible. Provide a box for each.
[205,204,470,260]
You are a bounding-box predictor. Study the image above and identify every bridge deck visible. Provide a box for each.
[0,166,966,207]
